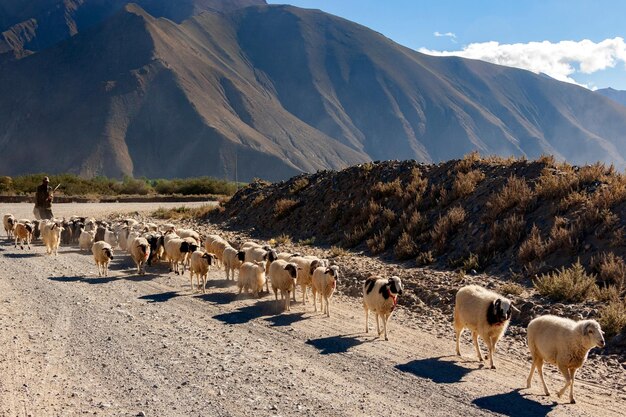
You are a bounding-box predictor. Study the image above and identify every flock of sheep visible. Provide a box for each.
[3,212,607,404]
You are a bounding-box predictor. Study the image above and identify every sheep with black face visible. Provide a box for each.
[269,260,300,311]
[363,276,404,341]
[454,285,517,369]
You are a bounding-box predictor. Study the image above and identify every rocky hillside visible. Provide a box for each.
[597,87,626,107]
[3,3,626,180]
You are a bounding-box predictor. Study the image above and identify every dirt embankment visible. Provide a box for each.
[0,202,625,416]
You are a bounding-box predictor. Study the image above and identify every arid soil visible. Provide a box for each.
[0,203,625,416]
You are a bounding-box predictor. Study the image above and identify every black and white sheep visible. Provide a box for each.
[454,285,516,369]
[92,241,114,277]
[526,315,605,404]
[164,237,197,275]
[189,251,216,293]
[269,260,299,311]
[363,276,403,341]
[129,236,151,275]
[4,214,16,239]
[311,265,339,317]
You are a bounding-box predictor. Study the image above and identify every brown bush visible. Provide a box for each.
[534,168,578,200]
[544,216,574,255]
[489,213,525,249]
[430,206,466,251]
[394,231,417,260]
[366,225,391,254]
[289,177,309,193]
[485,175,534,219]
[533,260,597,303]
[402,210,425,234]
[456,151,481,172]
[452,169,485,199]
[598,300,626,338]
[591,252,626,291]
[518,225,546,264]
[274,198,299,219]
[558,190,588,212]
[416,250,434,266]
[499,282,524,296]
[372,178,403,198]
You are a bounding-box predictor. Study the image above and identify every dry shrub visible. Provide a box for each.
[591,252,626,291]
[490,213,525,249]
[402,210,425,234]
[430,206,466,251]
[343,218,374,248]
[151,204,219,220]
[289,177,309,193]
[485,175,534,219]
[558,190,588,212]
[456,151,481,172]
[598,300,626,338]
[577,162,609,185]
[596,285,622,303]
[274,234,292,245]
[381,207,396,223]
[452,169,485,199]
[372,178,403,198]
[544,217,573,255]
[405,168,429,196]
[252,194,265,206]
[499,282,524,296]
[534,168,578,200]
[274,198,299,219]
[611,227,625,247]
[518,225,546,264]
[416,250,434,266]
[461,253,480,271]
[590,178,626,210]
[483,154,518,166]
[366,225,391,254]
[329,246,349,258]
[536,154,556,167]
[394,231,417,260]
[533,260,597,303]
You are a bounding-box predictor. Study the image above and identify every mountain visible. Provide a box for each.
[597,88,626,107]
[0,0,266,61]
[2,3,626,181]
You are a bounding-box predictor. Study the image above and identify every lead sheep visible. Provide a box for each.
[129,237,151,275]
[42,222,63,256]
[14,222,33,249]
[363,276,403,341]
[312,265,339,317]
[164,237,196,275]
[289,256,321,304]
[238,261,266,298]
[237,246,277,292]
[78,229,95,251]
[4,214,16,239]
[454,285,517,369]
[269,260,299,311]
[92,241,114,277]
[526,315,605,404]
[189,251,216,293]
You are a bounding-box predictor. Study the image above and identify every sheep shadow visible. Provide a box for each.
[205,279,236,289]
[213,300,280,325]
[472,389,556,417]
[265,312,307,327]
[49,275,84,283]
[3,252,40,258]
[138,291,182,303]
[306,334,366,354]
[395,357,473,384]
[195,292,238,305]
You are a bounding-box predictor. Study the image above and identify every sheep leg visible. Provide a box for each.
[471,331,483,363]
[526,359,536,389]
[536,358,550,396]
[364,307,369,333]
[375,313,381,336]
[202,275,207,294]
[190,272,194,293]
[285,292,290,311]
[273,289,278,300]
[301,284,307,305]
[556,364,573,401]
[325,296,330,317]
[312,289,317,312]
[488,336,497,369]
[454,327,462,356]
[382,313,389,341]
[568,368,577,404]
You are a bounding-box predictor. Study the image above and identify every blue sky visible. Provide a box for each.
[267,1,626,90]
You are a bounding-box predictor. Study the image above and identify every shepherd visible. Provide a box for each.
[34,176,56,220]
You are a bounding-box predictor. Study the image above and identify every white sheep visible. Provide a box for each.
[189,251,216,293]
[238,246,277,292]
[129,236,151,275]
[363,276,404,341]
[526,315,605,404]
[78,229,95,251]
[164,237,196,275]
[289,256,321,304]
[117,226,131,251]
[42,222,63,256]
[238,261,266,298]
[269,260,299,311]
[454,285,516,369]
[14,222,33,250]
[3,214,16,239]
[103,229,118,248]
[311,265,339,317]
[92,241,114,277]
[222,246,241,280]
[177,228,201,242]
[277,252,301,261]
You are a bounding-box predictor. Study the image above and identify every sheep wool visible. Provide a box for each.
[363,276,404,341]
[269,260,299,311]
[92,241,114,277]
[311,265,339,317]
[238,261,266,298]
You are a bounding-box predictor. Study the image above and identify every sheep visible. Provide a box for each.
[94,225,107,242]
[222,246,242,280]
[160,223,176,233]
[125,231,140,253]
[238,246,277,292]
[103,229,118,248]
[92,241,114,277]
[204,234,229,268]
[526,315,605,404]
[454,285,516,369]
[237,261,266,298]
[123,218,138,228]
[13,222,33,249]
[363,276,404,341]
[164,238,197,275]
[189,251,216,293]
[78,229,95,251]
[60,220,73,245]
[42,222,63,256]
[3,214,16,239]
[312,265,339,317]
[129,236,151,275]
[117,226,131,251]
[143,233,162,266]
[177,228,201,242]
[269,260,299,311]
[277,252,301,261]
[290,256,321,304]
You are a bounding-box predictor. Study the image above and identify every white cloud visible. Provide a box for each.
[419,37,626,88]
[433,31,457,42]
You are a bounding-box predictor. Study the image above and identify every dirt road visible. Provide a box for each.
[0,205,623,416]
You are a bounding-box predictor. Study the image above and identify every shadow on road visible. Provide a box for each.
[265,312,307,327]
[195,292,238,305]
[213,300,280,324]
[306,334,368,354]
[472,389,556,417]
[205,279,236,289]
[395,356,473,384]
[138,291,182,303]
[3,252,39,258]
